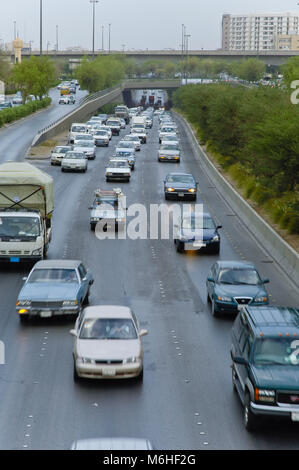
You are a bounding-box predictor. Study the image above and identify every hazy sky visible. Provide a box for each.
[1,0,299,51]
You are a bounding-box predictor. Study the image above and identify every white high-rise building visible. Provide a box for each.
[222,12,299,51]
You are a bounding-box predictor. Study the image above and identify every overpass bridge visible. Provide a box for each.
[16,49,299,66]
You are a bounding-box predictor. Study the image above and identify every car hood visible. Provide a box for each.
[181,228,217,241]
[76,339,141,360]
[63,158,86,164]
[251,365,299,390]
[19,282,79,300]
[74,146,94,152]
[215,283,267,298]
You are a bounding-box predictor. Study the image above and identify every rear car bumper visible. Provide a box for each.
[165,190,196,199]
[0,255,42,263]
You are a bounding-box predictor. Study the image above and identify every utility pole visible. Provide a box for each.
[102,25,104,52]
[108,23,111,54]
[40,0,43,55]
[13,21,17,40]
[56,25,59,52]
[90,0,99,59]
[185,33,191,85]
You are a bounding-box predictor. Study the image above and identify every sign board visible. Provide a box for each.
[0,80,5,103]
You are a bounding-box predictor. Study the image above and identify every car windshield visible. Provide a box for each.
[182,217,215,230]
[108,161,129,168]
[167,175,194,184]
[94,197,117,206]
[218,268,261,285]
[95,131,108,136]
[54,147,70,154]
[160,145,179,151]
[163,136,178,141]
[107,121,120,126]
[0,216,40,239]
[72,126,86,133]
[161,128,176,133]
[75,142,93,147]
[253,338,299,366]
[65,152,85,159]
[79,318,137,340]
[74,135,92,141]
[28,268,78,283]
[118,142,133,148]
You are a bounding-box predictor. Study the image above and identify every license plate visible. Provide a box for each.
[193,242,206,248]
[178,193,185,197]
[291,412,299,422]
[102,368,116,376]
[40,311,52,318]
[10,257,20,263]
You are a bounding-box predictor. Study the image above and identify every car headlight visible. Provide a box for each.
[167,187,175,192]
[32,248,42,256]
[17,300,32,307]
[212,235,220,241]
[63,300,78,306]
[255,296,268,303]
[106,172,113,176]
[188,188,196,193]
[123,357,140,364]
[217,295,231,302]
[255,388,275,403]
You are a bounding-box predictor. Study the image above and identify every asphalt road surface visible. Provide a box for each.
[0,109,298,450]
[0,87,87,162]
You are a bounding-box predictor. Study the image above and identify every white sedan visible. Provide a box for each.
[70,305,148,381]
[61,151,88,173]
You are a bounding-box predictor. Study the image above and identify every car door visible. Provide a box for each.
[207,263,217,299]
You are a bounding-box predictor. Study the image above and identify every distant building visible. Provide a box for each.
[222,12,299,51]
[276,34,299,50]
[5,41,31,53]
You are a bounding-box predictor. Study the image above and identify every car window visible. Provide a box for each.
[218,268,261,285]
[253,338,299,366]
[78,264,87,280]
[79,318,138,340]
[28,268,79,283]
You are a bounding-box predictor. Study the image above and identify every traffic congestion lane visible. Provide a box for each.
[0,113,298,450]
[0,87,87,163]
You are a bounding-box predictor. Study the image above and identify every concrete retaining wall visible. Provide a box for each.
[31,85,123,147]
[175,112,299,288]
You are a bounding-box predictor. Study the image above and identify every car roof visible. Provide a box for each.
[33,260,82,269]
[71,438,153,450]
[166,172,194,177]
[216,261,256,269]
[183,212,212,219]
[244,306,299,335]
[82,305,133,319]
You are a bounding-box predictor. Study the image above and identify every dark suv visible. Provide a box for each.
[231,305,299,431]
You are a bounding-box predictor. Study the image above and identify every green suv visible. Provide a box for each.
[231,305,299,431]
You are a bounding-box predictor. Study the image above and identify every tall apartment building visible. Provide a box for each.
[222,12,299,51]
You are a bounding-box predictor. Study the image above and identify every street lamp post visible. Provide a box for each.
[102,25,104,52]
[56,25,59,52]
[40,0,43,55]
[90,0,99,59]
[108,23,111,54]
[185,33,191,85]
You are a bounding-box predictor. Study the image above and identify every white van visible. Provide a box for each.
[69,123,88,144]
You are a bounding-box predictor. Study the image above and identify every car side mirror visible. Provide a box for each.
[88,206,93,210]
[217,225,222,229]
[69,329,77,337]
[233,356,248,366]
[207,277,215,283]
[263,278,270,284]
[139,329,148,337]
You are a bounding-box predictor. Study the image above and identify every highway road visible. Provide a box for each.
[0,107,298,450]
[0,87,87,162]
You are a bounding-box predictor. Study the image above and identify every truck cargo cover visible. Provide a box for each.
[0,162,54,217]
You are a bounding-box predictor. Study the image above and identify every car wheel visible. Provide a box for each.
[232,366,237,392]
[83,289,90,306]
[136,368,143,382]
[212,243,220,255]
[165,193,169,200]
[176,241,184,253]
[90,223,96,231]
[207,292,211,304]
[211,299,220,317]
[19,315,29,324]
[244,393,258,431]
[73,363,81,383]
